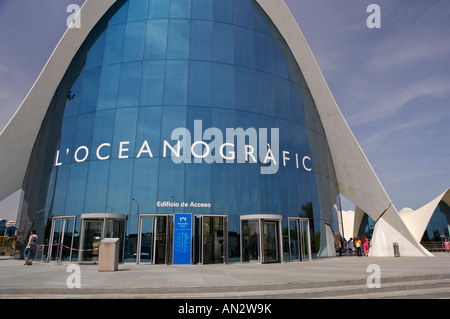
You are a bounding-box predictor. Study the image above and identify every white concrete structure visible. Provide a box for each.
[0,0,438,257]
[0,0,116,202]
[399,189,450,242]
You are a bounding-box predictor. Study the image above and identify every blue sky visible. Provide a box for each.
[0,0,449,220]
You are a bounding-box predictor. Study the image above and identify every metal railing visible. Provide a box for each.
[421,241,447,252]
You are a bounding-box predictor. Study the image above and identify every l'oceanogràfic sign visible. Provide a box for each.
[53,120,313,175]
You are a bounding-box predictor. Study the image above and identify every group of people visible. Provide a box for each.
[337,236,370,257]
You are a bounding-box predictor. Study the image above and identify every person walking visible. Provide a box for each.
[445,239,450,253]
[355,237,362,257]
[347,238,354,256]
[24,229,38,266]
[363,237,369,256]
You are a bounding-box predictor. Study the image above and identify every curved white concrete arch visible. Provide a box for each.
[255,0,431,256]
[400,188,450,242]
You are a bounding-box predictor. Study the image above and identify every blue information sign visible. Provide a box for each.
[173,213,192,265]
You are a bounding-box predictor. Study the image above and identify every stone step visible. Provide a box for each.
[2,275,450,299]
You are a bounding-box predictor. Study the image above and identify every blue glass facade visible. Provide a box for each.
[421,201,450,242]
[18,0,341,262]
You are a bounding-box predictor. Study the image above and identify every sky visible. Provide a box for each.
[0,0,449,220]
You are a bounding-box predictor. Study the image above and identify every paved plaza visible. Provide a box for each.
[1,253,450,299]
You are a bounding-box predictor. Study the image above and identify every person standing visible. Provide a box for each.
[445,239,450,253]
[24,229,38,266]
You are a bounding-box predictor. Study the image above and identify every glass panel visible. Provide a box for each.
[140,217,154,263]
[117,62,142,107]
[62,218,76,262]
[148,0,170,19]
[242,220,259,262]
[79,68,101,114]
[289,219,299,261]
[97,64,121,110]
[194,217,202,264]
[72,113,95,159]
[236,164,260,214]
[203,217,224,264]
[235,66,255,112]
[57,117,77,165]
[275,77,291,120]
[185,163,211,211]
[166,20,190,60]
[188,61,212,106]
[234,0,253,29]
[144,20,168,60]
[213,22,234,64]
[132,158,159,213]
[160,105,187,143]
[254,32,272,73]
[190,20,212,61]
[300,219,309,261]
[213,0,233,24]
[123,21,146,62]
[104,219,125,262]
[192,0,212,20]
[255,70,275,116]
[85,32,106,70]
[112,108,138,158]
[50,165,71,216]
[157,159,185,213]
[65,162,89,215]
[272,38,289,80]
[260,173,281,214]
[49,219,63,262]
[140,61,165,106]
[128,0,149,21]
[109,1,129,25]
[263,221,278,262]
[234,26,254,68]
[135,107,162,157]
[155,216,168,264]
[211,164,236,214]
[90,109,115,160]
[103,24,126,65]
[212,62,234,108]
[84,161,111,213]
[107,159,134,213]
[170,0,191,19]
[164,61,188,105]
[64,74,83,118]
[81,219,102,262]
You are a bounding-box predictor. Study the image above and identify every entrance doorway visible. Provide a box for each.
[240,215,283,263]
[79,214,126,263]
[48,216,76,263]
[288,217,311,261]
[194,215,228,264]
[137,215,173,264]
